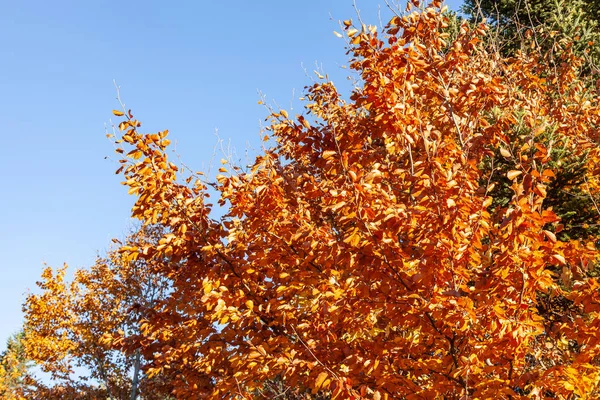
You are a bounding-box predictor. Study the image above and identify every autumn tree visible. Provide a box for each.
[22,225,174,399]
[97,1,600,398]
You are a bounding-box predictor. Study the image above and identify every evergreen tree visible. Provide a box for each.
[0,332,31,400]
[463,0,600,72]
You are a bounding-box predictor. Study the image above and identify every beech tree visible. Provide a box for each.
[24,0,600,398]
[95,1,600,398]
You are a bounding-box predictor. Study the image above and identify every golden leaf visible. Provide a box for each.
[482,197,493,208]
[322,150,337,160]
[507,170,522,180]
[551,254,566,265]
[315,371,329,389]
[344,228,361,247]
[543,230,556,243]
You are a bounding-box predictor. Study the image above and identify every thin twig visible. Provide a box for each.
[290,325,340,381]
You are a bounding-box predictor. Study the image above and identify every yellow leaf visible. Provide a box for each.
[535,184,547,197]
[245,300,254,311]
[322,150,337,160]
[543,230,556,243]
[500,148,511,158]
[333,31,343,38]
[507,170,522,180]
[315,371,328,389]
[203,280,213,295]
[127,149,142,160]
[533,125,545,136]
[248,351,261,360]
[351,35,362,45]
[344,228,361,247]
[257,345,267,356]
[112,110,124,116]
[348,170,358,181]
[552,254,566,265]
[390,16,401,26]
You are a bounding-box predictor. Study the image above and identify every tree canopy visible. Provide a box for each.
[21,226,173,399]
[13,1,600,398]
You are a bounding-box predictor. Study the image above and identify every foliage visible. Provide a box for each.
[95,1,600,398]
[463,0,600,25]
[462,0,600,241]
[21,225,173,399]
[20,0,600,398]
[0,332,31,400]
[462,0,600,72]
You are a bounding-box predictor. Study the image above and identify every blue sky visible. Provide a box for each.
[0,0,462,348]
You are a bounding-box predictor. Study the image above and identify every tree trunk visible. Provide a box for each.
[130,350,142,400]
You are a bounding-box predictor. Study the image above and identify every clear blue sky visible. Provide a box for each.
[0,0,462,348]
